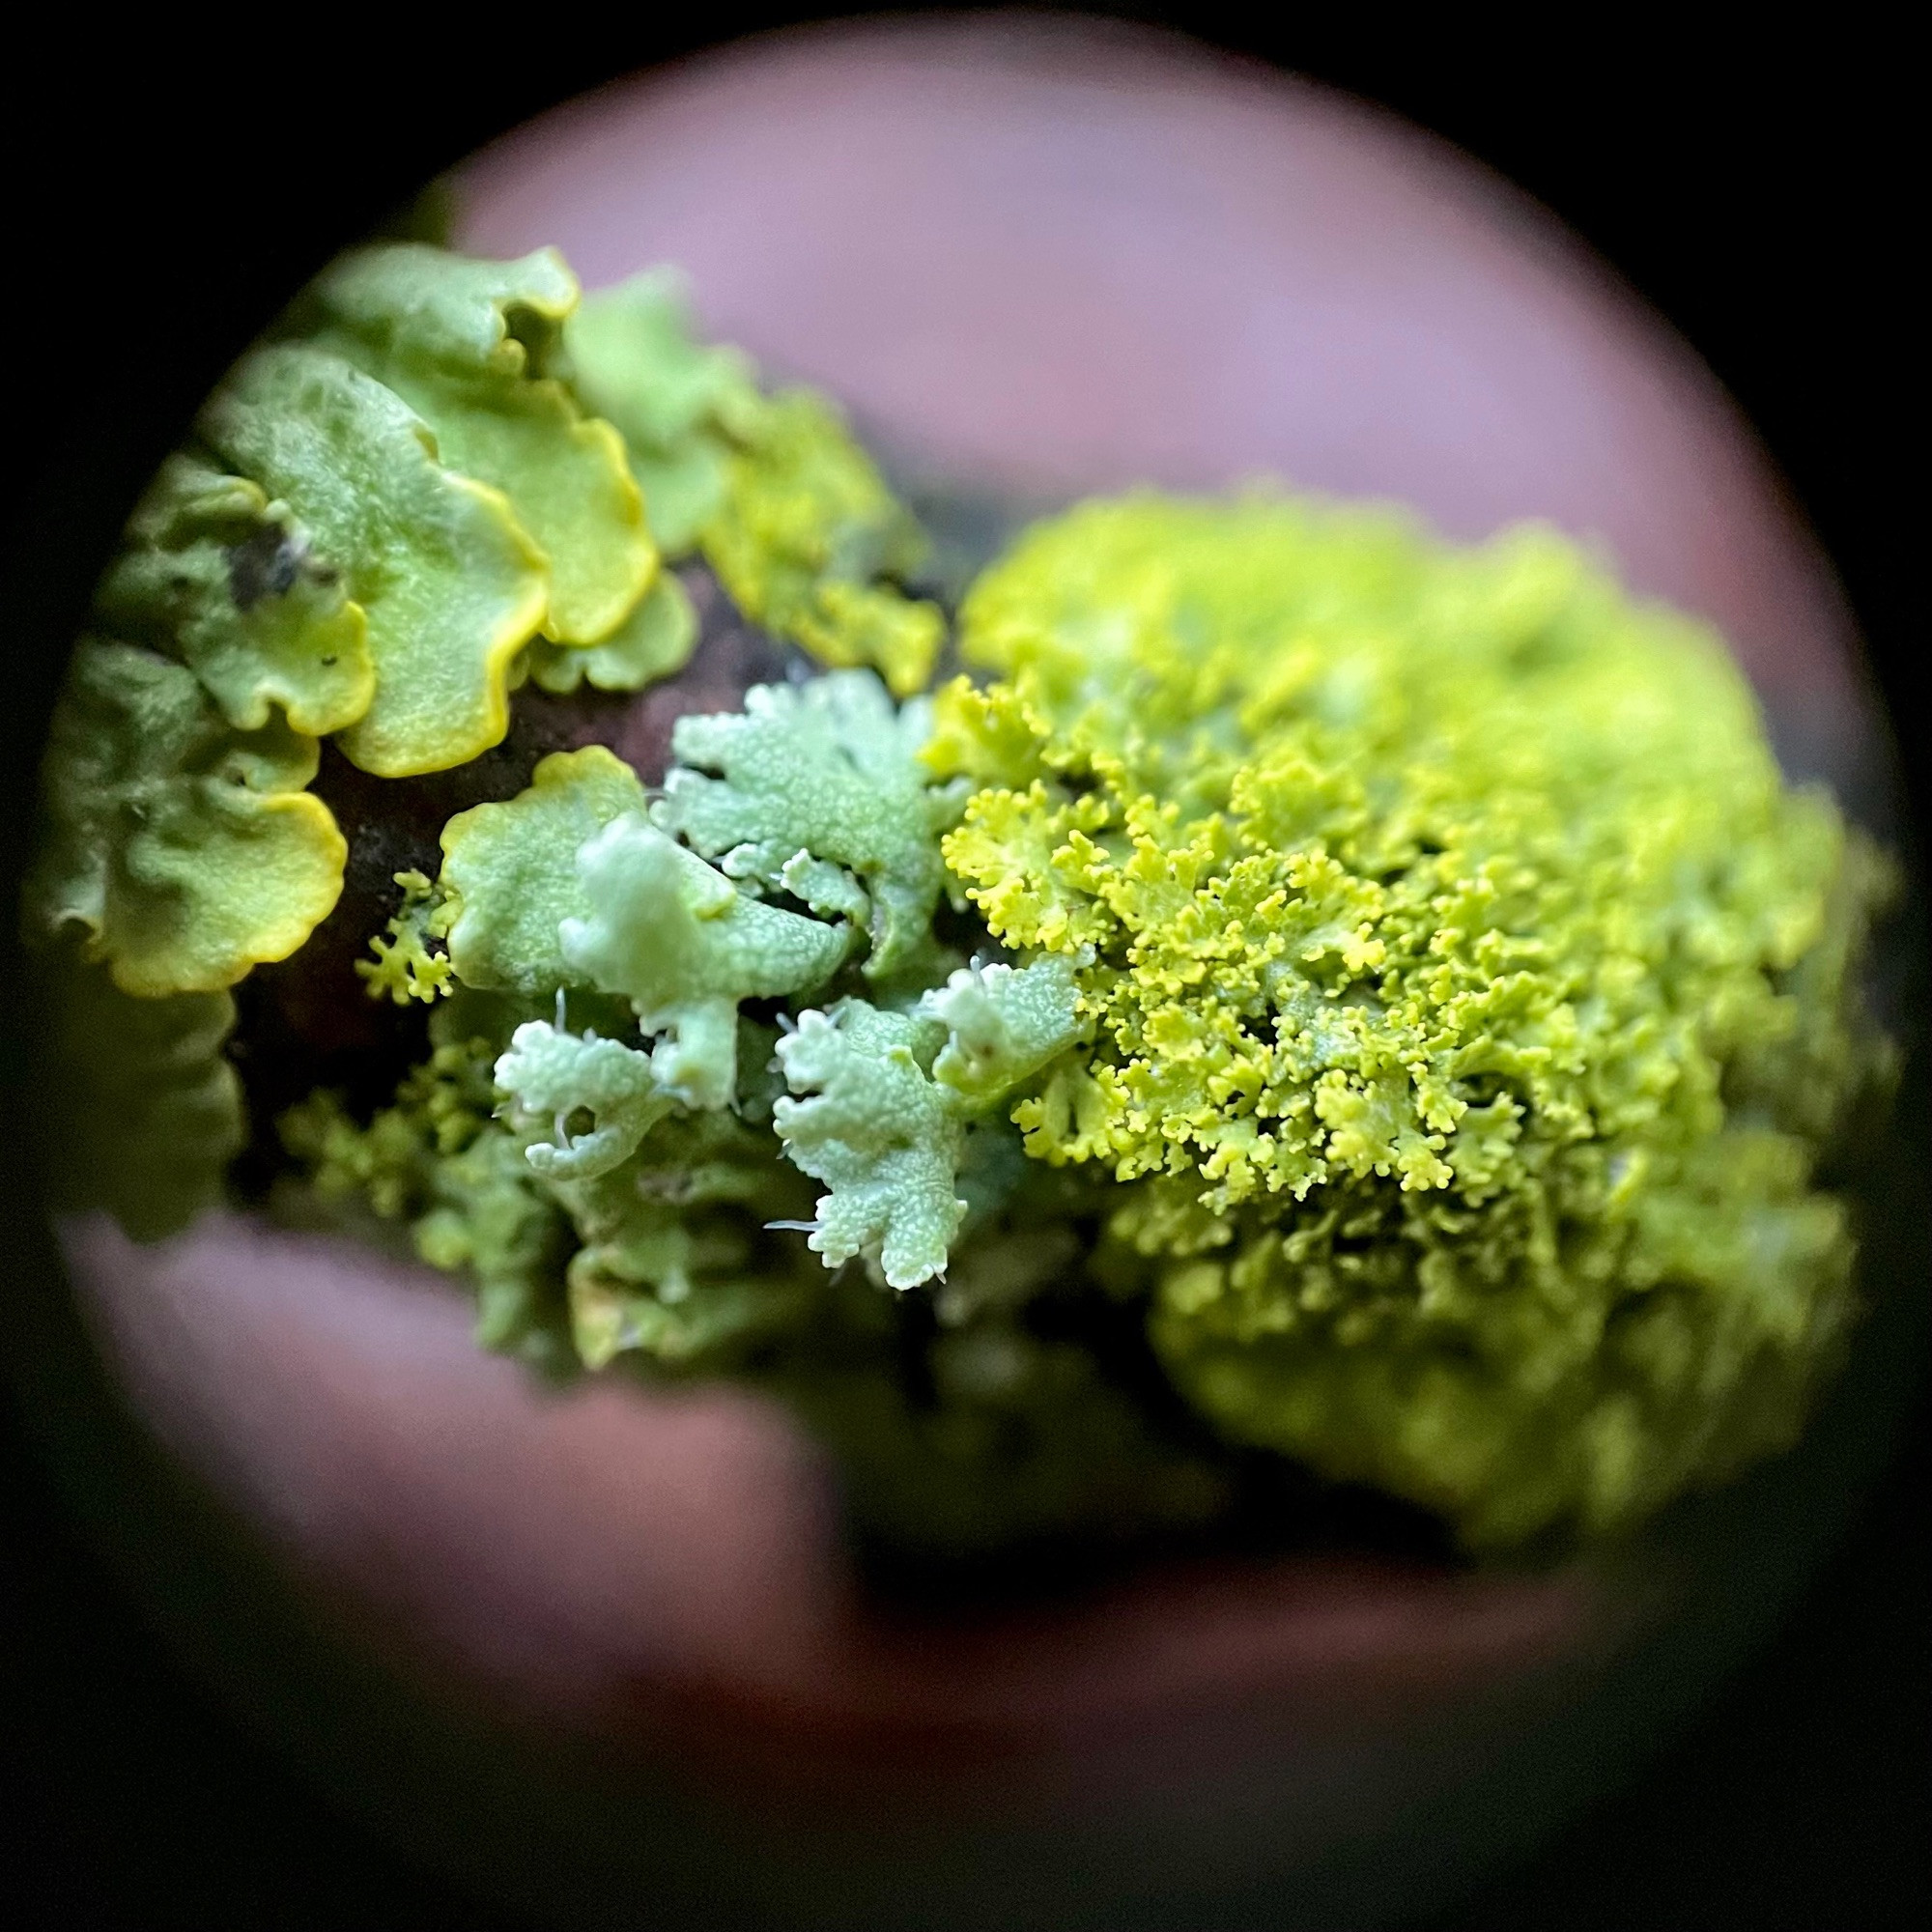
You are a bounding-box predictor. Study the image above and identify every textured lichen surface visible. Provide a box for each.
[933,497,1890,1544]
[22,244,1896,1562]
[21,245,934,1003]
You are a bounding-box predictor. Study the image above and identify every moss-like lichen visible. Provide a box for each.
[933,495,1892,1543]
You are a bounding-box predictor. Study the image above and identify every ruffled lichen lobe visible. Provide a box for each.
[24,640,347,996]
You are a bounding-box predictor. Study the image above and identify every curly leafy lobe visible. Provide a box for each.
[439,746,646,995]
[36,960,245,1240]
[923,954,1087,1108]
[25,641,346,996]
[557,268,766,554]
[562,815,851,1110]
[312,244,657,651]
[555,1113,813,1371]
[526,569,696,695]
[200,343,549,776]
[560,266,944,691]
[97,455,375,738]
[495,1019,674,1181]
[655,670,964,978]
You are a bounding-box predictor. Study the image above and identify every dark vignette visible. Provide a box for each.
[2,9,1922,1928]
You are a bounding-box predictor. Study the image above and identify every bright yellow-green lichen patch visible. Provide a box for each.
[312,244,658,651]
[201,343,550,776]
[558,267,944,692]
[935,492,1891,1545]
[706,391,943,696]
[97,455,375,738]
[24,640,347,996]
[558,268,768,555]
[357,868,456,1005]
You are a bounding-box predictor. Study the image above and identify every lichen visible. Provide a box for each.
[653,669,967,979]
[97,455,375,739]
[357,868,455,1005]
[39,239,1890,1559]
[200,342,551,777]
[704,391,944,696]
[772,999,967,1289]
[525,569,696,696]
[309,244,659,652]
[556,267,767,554]
[34,957,246,1240]
[438,745,648,995]
[559,272,944,694]
[932,493,1893,1544]
[269,487,1889,1551]
[23,640,346,996]
[561,814,852,1110]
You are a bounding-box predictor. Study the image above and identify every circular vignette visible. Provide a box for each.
[4,13,1924,1931]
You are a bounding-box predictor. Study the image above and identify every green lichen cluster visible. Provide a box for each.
[23,245,1894,1559]
[933,497,1892,1543]
[557,270,942,696]
[21,246,941,1242]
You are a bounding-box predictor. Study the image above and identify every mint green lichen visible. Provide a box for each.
[771,959,1084,1289]
[654,670,966,979]
[562,814,851,1110]
[495,1019,673,1181]
[773,999,966,1289]
[923,955,1088,1109]
[554,1108,815,1371]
